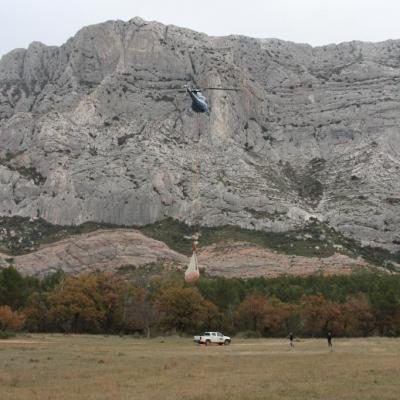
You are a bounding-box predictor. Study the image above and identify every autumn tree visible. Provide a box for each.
[325,303,344,336]
[0,305,24,331]
[155,287,208,334]
[24,292,50,332]
[235,293,269,334]
[124,288,159,337]
[338,294,375,336]
[264,300,300,336]
[96,273,128,332]
[202,300,225,331]
[301,294,331,336]
[235,294,299,336]
[46,274,108,333]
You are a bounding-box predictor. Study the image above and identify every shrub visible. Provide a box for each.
[0,331,16,340]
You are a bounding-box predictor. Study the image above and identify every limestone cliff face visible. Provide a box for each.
[1,17,399,251]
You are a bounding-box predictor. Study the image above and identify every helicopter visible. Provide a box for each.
[163,83,240,114]
[184,84,209,114]
[185,84,240,114]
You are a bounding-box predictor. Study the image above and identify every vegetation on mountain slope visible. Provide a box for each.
[1,217,399,270]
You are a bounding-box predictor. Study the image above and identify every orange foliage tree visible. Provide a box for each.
[0,305,24,331]
[46,274,125,333]
[235,294,300,336]
[301,294,349,336]
[340,294,375,336]
[265,300,300,336]
[235,293,269,334]
[301,294,332,336]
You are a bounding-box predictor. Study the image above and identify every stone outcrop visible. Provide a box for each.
[0,229,186,276]
[1,17,400,253]
[198,241,376,278]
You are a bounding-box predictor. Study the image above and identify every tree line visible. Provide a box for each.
[0,267,399,337]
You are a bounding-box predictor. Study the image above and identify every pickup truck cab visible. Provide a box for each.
[194,332,231,345]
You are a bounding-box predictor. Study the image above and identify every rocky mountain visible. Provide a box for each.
[1,16,400,259]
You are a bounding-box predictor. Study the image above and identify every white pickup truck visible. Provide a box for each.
[194,332,231,345]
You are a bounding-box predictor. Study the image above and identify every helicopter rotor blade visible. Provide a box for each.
[156,88,187,92]
[155,86,240,92]
[148,86,240,93]
[203,87,240,91]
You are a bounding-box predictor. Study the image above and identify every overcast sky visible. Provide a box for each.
[1,0,400,57]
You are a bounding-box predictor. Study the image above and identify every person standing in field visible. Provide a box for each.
[289,332,294,348]
[327,331,333,351]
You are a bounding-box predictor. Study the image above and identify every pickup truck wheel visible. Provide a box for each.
[205,339,211,346]
[224,339,230,345]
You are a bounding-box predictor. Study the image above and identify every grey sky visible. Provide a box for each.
[1,0,400,57]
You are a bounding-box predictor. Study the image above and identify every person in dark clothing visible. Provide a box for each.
[289,332,294,348]
[327,331,333,351]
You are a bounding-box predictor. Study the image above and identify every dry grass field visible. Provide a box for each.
[0,335,399,400]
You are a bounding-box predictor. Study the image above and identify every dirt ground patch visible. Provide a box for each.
[0,335,399,400]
